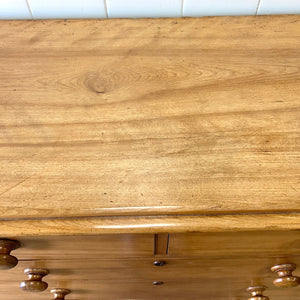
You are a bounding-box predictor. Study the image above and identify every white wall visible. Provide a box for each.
[0,0,299,19]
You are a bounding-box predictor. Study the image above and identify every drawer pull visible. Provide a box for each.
[0,239,20,270]
[271,263,300,288]
[20,268,49,292]
[247,286,269,300]
[51,288,71,300]
[153,261,166,267]
[153,281,164,285]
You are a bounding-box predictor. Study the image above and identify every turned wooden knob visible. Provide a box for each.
[247,286,269,300]
[271,263,300,288]
[0,239,20,270]
[20,268,49,292]
[51,288,71,300]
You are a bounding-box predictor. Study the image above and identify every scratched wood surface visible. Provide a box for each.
[0,16,299,220]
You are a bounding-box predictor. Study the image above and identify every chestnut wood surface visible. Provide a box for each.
[13,234,154,259]
[0,213,299,236]
[1,256,300,300]
[8,230,300,260]
[0,16,299,300]
[1,231,300,299]
[0,16,299,224]
[168,231,300,258]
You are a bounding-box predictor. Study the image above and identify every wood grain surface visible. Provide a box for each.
[1,256,300,300]
[13,234,154,259]
[0,16,299,223]
[1,230,300,299]
[0,213,300,236]
[10,230,300,259]
[169,230,300,257]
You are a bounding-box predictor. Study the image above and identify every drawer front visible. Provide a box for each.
[12,234,154,259]
[168,231,300,257]
[1,257,300,300]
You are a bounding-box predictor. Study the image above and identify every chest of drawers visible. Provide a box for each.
[0,15,299,299]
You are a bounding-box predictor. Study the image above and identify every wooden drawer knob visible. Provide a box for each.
[271,263,300,288]
[51,288,71,300]
[0,239,20,270]
[20,268,49,292]
[247,286,269,300]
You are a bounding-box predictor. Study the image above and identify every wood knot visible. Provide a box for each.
[84,72,106,94]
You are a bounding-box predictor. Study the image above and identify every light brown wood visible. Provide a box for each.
[0,16,299,300]
[1,256,300,300]
[247,286,269,300]
[19,268,49,292]
[0,213,299,236]
[6,229,300,260]
[0,230,298,299]
[169,230,300,257]
[50,288,71,300]
[12,234,154,260]
[154,233,169,255]
[0,16,299,222]
[271,263,300,288]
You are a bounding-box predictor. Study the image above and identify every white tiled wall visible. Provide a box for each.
[0,0,31,19]
[257,0,300,15]
[0,0,299,19]
[106,0,182,18]
[183,0,259,17]
[28,0,107,19]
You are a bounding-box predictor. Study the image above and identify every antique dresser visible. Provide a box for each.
[0,15,299,299]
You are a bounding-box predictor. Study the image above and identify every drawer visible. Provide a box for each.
[1,257,300,300]
[168,230,300,257]
[12,234,154,259]
[5,230,300,261]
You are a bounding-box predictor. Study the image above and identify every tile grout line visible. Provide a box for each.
[181,0,184,17]
[25,0,33,19]
[255,0,262,15]
[103,0,108,18]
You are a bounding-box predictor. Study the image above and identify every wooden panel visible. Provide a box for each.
[0,213,300,236]
[0,16,299,220]
[12,234,154,259]
[154,233,169,255]
[169,231,300,257]
[7,230,300,260]
[1,257,300,299]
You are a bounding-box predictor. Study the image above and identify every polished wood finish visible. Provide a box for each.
[247,286,269,300]
[154,234,169,255]
[6,231,300,260]
[20,268,49,292]
[51,288,71,300]
[0,239,20,270]
[0,15,299,300]
[0,231,298,298]
[1,256,300,299]
[271,263,300,288]
[0,16,299,222]
[0,213,300,236]
[12,235,153,260]
[169,231,300,257]
[0,231,297,299]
